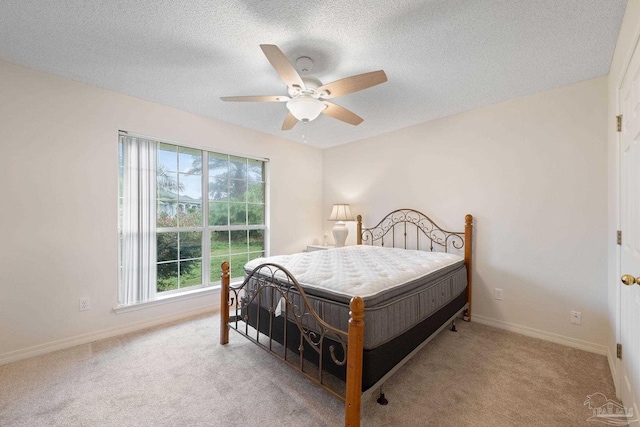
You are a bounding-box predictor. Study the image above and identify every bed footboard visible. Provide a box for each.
[219,262,365,427]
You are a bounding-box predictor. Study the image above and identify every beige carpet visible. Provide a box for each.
[0,314,618,426]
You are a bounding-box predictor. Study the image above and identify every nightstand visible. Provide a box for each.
[306,245,334,252]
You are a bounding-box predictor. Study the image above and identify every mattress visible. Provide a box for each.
[243,245,467,350]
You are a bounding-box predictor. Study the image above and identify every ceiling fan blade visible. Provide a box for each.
[322,101,364,126]
[317,70,387,99]
[281,112,298,130]
[260,44,306,90]
[220,95,290,102]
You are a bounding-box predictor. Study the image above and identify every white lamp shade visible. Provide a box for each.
[328,204,355,222]
[286,96,326,122]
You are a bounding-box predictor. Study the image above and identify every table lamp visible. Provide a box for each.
[328,204,354,247]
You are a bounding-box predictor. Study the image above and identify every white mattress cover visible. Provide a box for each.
[244,245,463,300]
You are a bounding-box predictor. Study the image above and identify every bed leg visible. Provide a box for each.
[376,387,389,405]
[464,214,473,323]
[220,261,230,345]
[450,319,457,332]
[345,297,365,427]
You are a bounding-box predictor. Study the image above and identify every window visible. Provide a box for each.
[118,133,267,306]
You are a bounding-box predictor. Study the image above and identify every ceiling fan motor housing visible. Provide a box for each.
[287,76,323,97]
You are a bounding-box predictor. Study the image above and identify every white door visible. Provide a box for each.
[619,35,640,425]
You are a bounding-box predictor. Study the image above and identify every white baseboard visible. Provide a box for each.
[0,305,217,366]
[472,314,608,356]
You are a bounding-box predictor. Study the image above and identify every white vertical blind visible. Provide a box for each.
[119,136,157,305]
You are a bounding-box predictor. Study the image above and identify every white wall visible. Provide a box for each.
[0,61,323,363]
[607,0,640,392]
[323,77,609,353]
[0,48,617,365]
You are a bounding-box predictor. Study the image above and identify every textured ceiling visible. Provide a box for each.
[0,1,627,148]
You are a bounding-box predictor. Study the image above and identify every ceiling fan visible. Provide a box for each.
[220,44,387,130]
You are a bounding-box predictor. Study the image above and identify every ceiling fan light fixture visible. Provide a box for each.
[286,96,326,122]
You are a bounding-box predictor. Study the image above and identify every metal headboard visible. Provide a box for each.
[356,208,468,253]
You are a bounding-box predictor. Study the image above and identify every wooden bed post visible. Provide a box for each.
[345,296,364,427]
[356,215,362,245]
[220,261,230,345]
[464,214,473,322]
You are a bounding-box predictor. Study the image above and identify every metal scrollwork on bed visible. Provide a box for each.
[358,208,473,324]
[357,208,468,253]
[219,261,356,400]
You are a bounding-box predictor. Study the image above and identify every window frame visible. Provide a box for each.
[117,131,269,305]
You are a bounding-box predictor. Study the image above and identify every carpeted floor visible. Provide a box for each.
[0,314,619,426]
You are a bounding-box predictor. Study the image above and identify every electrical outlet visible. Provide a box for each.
[494,288,504,300]
[571,311,581,325]
[79,297,91,311]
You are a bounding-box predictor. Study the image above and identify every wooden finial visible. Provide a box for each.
[356,215,363,245]
[349,296,365,320]
[221,261,230,277]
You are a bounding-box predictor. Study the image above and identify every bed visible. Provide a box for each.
[219,209,473,427]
